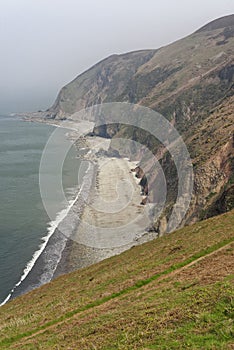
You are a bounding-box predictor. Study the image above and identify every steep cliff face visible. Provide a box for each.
[48,50,156,118]
[48,14,234,123]
[46,15,234,233]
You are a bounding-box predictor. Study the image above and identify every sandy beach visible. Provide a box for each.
[54,135,156,275]
[18,118,156,281]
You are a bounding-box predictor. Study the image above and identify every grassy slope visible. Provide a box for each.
[0,210,233,349]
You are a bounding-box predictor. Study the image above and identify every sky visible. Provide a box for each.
[0,0,233,114]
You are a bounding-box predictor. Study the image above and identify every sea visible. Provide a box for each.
[0,115,83,305]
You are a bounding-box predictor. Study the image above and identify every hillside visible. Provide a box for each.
[42,14,234,233]
[49,50,156,117]
[6,15,233,349]
[46,15,234,120]
[196,14,234,33]
[0,210,233,349]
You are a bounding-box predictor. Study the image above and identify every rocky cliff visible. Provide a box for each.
[48,50,156,118]
[45,15,234,234]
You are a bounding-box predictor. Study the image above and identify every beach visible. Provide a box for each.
[1,117,156,303]
[54,134,156,276]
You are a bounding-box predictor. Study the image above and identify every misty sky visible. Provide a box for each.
[0,0,233,114]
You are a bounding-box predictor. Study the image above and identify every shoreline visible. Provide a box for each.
[4,117,156,303]
[1,119,93,304]
[54,135,156,277]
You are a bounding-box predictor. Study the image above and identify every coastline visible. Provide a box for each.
[6,116,157,301]
[1,118,88,304]
[54,135,157,277]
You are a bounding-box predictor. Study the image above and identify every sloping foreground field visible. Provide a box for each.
[0,210,234,349]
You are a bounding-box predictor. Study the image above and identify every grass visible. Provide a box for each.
[0,210,233,349]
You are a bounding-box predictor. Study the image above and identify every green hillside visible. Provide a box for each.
[1,210,233,349]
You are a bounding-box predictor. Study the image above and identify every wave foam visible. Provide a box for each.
[0,162,94,306]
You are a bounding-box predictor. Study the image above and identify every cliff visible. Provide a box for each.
[47,15,234,121]
[48,50,156,118]
[45,14,234,233]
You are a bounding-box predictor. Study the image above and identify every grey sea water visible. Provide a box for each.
[0,116,80,304]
